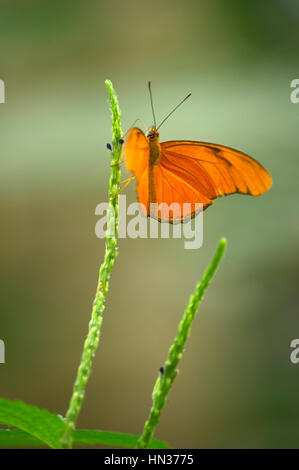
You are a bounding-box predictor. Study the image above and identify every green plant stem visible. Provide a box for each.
[137,238,227,449]
[61,80,122,449]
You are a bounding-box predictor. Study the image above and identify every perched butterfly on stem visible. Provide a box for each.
[123,82,272,223]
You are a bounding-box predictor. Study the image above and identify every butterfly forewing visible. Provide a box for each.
[123,127,149,180]
[160,141,272,198]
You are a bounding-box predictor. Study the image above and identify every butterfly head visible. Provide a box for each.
[146,126,159,141]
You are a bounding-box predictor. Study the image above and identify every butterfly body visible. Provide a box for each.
[147,126,161,165]
[147,126,161,206]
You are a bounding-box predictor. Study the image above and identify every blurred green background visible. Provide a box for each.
[1,0,299,448]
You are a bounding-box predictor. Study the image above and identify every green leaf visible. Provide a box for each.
[0,428,168,449]
[73,430,168,449]
[0,429,42,447]
[0,398,64,449]
[0,397,168,448]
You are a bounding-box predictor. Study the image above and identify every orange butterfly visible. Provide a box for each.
[123,82,272,223]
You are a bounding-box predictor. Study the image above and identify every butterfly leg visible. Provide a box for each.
[110,176,136,201]
[111,146,125,167]
[111,159,125,167]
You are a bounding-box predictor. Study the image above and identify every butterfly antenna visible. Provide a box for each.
[148,81,157,128]
[157,92,191,131]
